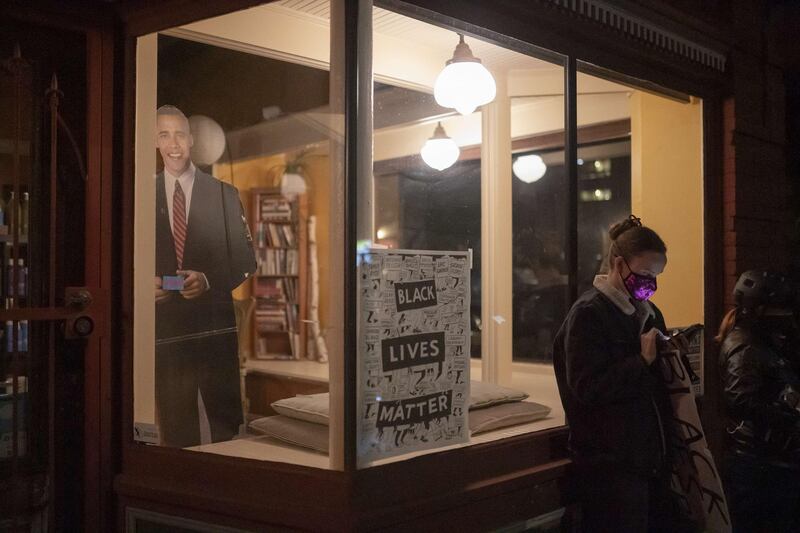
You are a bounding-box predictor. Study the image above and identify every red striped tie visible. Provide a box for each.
[173,180,187,269]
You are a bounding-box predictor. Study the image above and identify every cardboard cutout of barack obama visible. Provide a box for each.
[154,105,256,447]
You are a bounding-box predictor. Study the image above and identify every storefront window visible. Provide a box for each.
[577,68,704,334]
[361,6,568,467]
[510,86,567,366]
[130,0,705,471]
[133,1,341,469]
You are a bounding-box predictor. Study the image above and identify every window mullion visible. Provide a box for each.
[565,56,578,305]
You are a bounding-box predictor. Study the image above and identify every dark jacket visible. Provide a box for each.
[553,288,671,477]
[155,170,257,341]
[719,326,800,467]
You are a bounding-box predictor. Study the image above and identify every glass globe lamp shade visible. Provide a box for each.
[280,172,308,196]
[434,35,496,115]
[420,122,460,171]
[512,154,547,183]
[188,114,226,166]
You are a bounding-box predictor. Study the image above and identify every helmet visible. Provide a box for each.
[733,270,794,310]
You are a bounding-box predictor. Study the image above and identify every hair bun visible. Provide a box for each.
[609,214,643,240]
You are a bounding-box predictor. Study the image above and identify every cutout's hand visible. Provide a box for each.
[155,276,171,303]
[177,270,208,299]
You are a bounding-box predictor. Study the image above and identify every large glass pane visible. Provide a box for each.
[373,85,482,357]
[362,6,566,467]
[133,1,341,469]
[510,87,567,364]
[576,67,704,385]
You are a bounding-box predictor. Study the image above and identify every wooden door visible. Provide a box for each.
[0,9,114,532]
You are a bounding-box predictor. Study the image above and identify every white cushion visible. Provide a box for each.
[468,380,529,410]
[250,401,552,454]
[270,380,531,426]
[249,415,329,453]
[468,401,551,435]
[271,392,330,425]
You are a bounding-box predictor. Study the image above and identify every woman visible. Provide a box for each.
[553,215,686,532]
[717,270,800,532]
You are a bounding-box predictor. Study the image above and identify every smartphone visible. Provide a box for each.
[161,275,185,291]
[656,330,673,342]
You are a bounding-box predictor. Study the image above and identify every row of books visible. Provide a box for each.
[257,249,299,276]
[260,197,292,222]
[254,277,298,303]
[255,301,299,332]
[254,192,302,360]
[255,221,296,249]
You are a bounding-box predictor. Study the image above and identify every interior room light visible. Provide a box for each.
[188,115,226,166]
[434,34,496,115]
[420,122,460,171]
[280,172,308,197]
[512,154,547,183]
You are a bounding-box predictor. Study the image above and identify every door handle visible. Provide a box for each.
[71,316,94,337]
[65,288,93,310]
[0,287,100,339]
[64,287,95,339]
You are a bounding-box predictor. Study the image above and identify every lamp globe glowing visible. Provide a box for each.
[434,34,496,115]
[188,115,226,166]
[512,154,547,183]
[420,122,460,171]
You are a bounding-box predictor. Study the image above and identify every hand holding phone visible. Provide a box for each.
[640,329,659,365]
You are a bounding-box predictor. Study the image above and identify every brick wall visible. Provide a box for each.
[721,0,792,308]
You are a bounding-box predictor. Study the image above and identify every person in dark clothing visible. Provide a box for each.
[553,215,687,533]
[717,270,800,533]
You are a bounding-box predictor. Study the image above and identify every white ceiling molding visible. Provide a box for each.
[546,0,727,71]
[277,0,556,74]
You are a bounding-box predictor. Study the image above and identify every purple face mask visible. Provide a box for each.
[621,257,657,301]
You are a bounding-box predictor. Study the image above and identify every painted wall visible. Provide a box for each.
[631,92,704,327]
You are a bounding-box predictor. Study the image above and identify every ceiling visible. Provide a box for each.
[274,0,558,73]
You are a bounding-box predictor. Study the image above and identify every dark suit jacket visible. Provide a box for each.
[155,169,257,341]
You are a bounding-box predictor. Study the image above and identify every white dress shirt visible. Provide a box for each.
[164,162,196,233]
[163,162,209,288]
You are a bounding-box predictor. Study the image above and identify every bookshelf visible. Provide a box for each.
[251,188,308,360]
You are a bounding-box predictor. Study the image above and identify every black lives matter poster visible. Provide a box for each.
[358,249,470,466]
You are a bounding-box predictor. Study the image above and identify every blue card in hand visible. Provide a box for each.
[162,275,185,291]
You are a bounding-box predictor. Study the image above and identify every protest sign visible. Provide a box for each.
[658,333,731,532]
[357,249,470,466]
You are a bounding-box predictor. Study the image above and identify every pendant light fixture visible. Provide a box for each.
[434,34,497,115]
[512,154,547,183]
[420,122,460,171]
